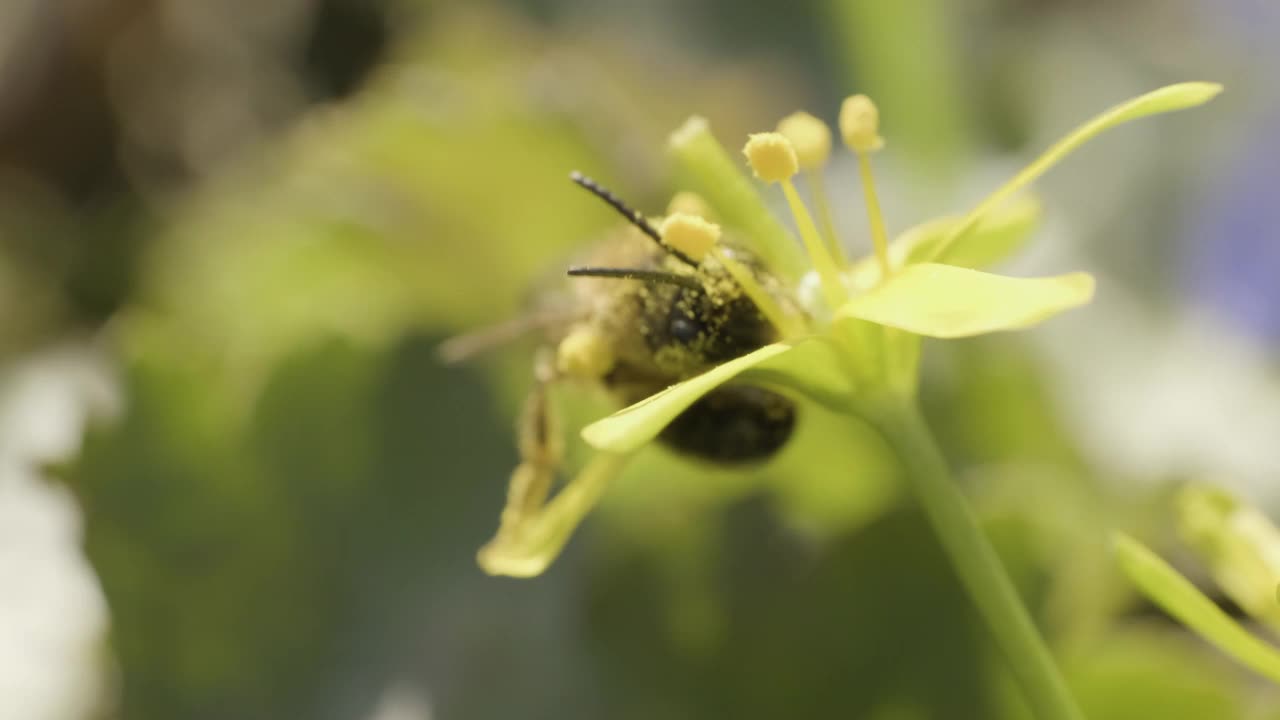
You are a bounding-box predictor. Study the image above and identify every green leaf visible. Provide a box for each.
[849,197,1042,290]
[925,81,1223,262]
[1112,532,1280,685]
[581,338,852,453]
[478,452,631,577]
[838,264,1094,338]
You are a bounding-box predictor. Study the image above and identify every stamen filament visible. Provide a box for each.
[715,248,807,340]
[781,179,847,310]
[856,151,893,281]
[806,170,849,267]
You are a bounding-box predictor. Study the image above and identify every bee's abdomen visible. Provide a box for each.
[657,385,795,463]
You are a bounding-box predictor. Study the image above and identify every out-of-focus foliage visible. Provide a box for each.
[60,4,869,718]
[0,0,1276,718]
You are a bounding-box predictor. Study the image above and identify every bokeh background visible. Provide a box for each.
[2,0,1279,718]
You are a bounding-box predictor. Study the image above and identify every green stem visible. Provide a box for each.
[865,400,1085,720]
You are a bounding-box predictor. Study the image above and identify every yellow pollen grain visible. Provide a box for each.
[743,132,798,183]
[776,112,831,170]
[839,94,885,153]
[556,325,614,379]
[660,213,721,263]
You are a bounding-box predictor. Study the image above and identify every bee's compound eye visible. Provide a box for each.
[668,314,701,344]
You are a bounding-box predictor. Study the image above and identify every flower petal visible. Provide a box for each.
[581,338,852,453]
[838,263,1094,338]
[478,452,631,577]
[848,197,1042,289]
[924,81,1222,262]
[1113,532,1280,685]
[904,195,1042,269]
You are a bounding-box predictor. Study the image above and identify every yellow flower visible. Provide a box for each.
[479,82,1221,578]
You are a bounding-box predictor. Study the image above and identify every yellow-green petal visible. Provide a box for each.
[838,263,1094,338]
[478,452,631,577]
[907,195,1042,269]
[1113,532,1280,685]
[848,196,1042,289]
[925,81,1222,262]
[581,338,852,453]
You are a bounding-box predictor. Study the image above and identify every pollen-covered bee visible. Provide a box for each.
[442,172,802,501]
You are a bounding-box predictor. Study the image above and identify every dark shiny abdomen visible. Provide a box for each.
[657,385,796,463]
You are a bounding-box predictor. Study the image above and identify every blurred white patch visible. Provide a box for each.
[364,682,433,720]
[1033,279,1280,506]
[0,343,120,464]
[0,342,119,720]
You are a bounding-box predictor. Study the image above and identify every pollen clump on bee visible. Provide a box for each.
[839,94,885,153]
[776,112,831,170]
[660,212,721,263]
[556,325,615,379]
[743,132,799,183]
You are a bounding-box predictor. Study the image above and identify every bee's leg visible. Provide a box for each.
[479,346,633,576]
[502,349,563,522]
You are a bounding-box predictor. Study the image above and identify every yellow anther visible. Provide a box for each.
[666,191,715,220]
[660,213,721,263]
[839,94,885,153]
[776,112,831,170]
[556,325,614,379]
[743,132,799,183]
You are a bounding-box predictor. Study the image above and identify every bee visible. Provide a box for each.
[442,172,800,499]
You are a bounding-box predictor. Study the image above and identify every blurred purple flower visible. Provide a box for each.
[1184,102,1280,343]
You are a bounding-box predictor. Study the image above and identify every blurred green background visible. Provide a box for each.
[2,0,1279,718]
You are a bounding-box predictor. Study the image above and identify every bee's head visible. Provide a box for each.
[563,172,787,377]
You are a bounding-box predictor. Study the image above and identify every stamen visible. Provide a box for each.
[809,170,846,268]
[778,112,848,267]
[569,171,698,267]
[839,95,884,153]
[839,95,892,281]
[666,191,714,220]
[777,112,831,170]
[660,213,720,263]
[566,266,700,289]
[714,248,806,339]
[743,132,847,310]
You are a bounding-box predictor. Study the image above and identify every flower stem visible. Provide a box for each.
[806,170,849,267]
[855,151,893,281]
[865,400,1085,720]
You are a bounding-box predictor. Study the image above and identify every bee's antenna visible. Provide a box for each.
[569,171,698,267]
[567,266,700,289]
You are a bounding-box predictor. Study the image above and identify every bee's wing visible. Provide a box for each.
[436,306,573,365]
[441,229,650,364]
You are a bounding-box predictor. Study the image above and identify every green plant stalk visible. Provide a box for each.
[865,399,1085,720]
